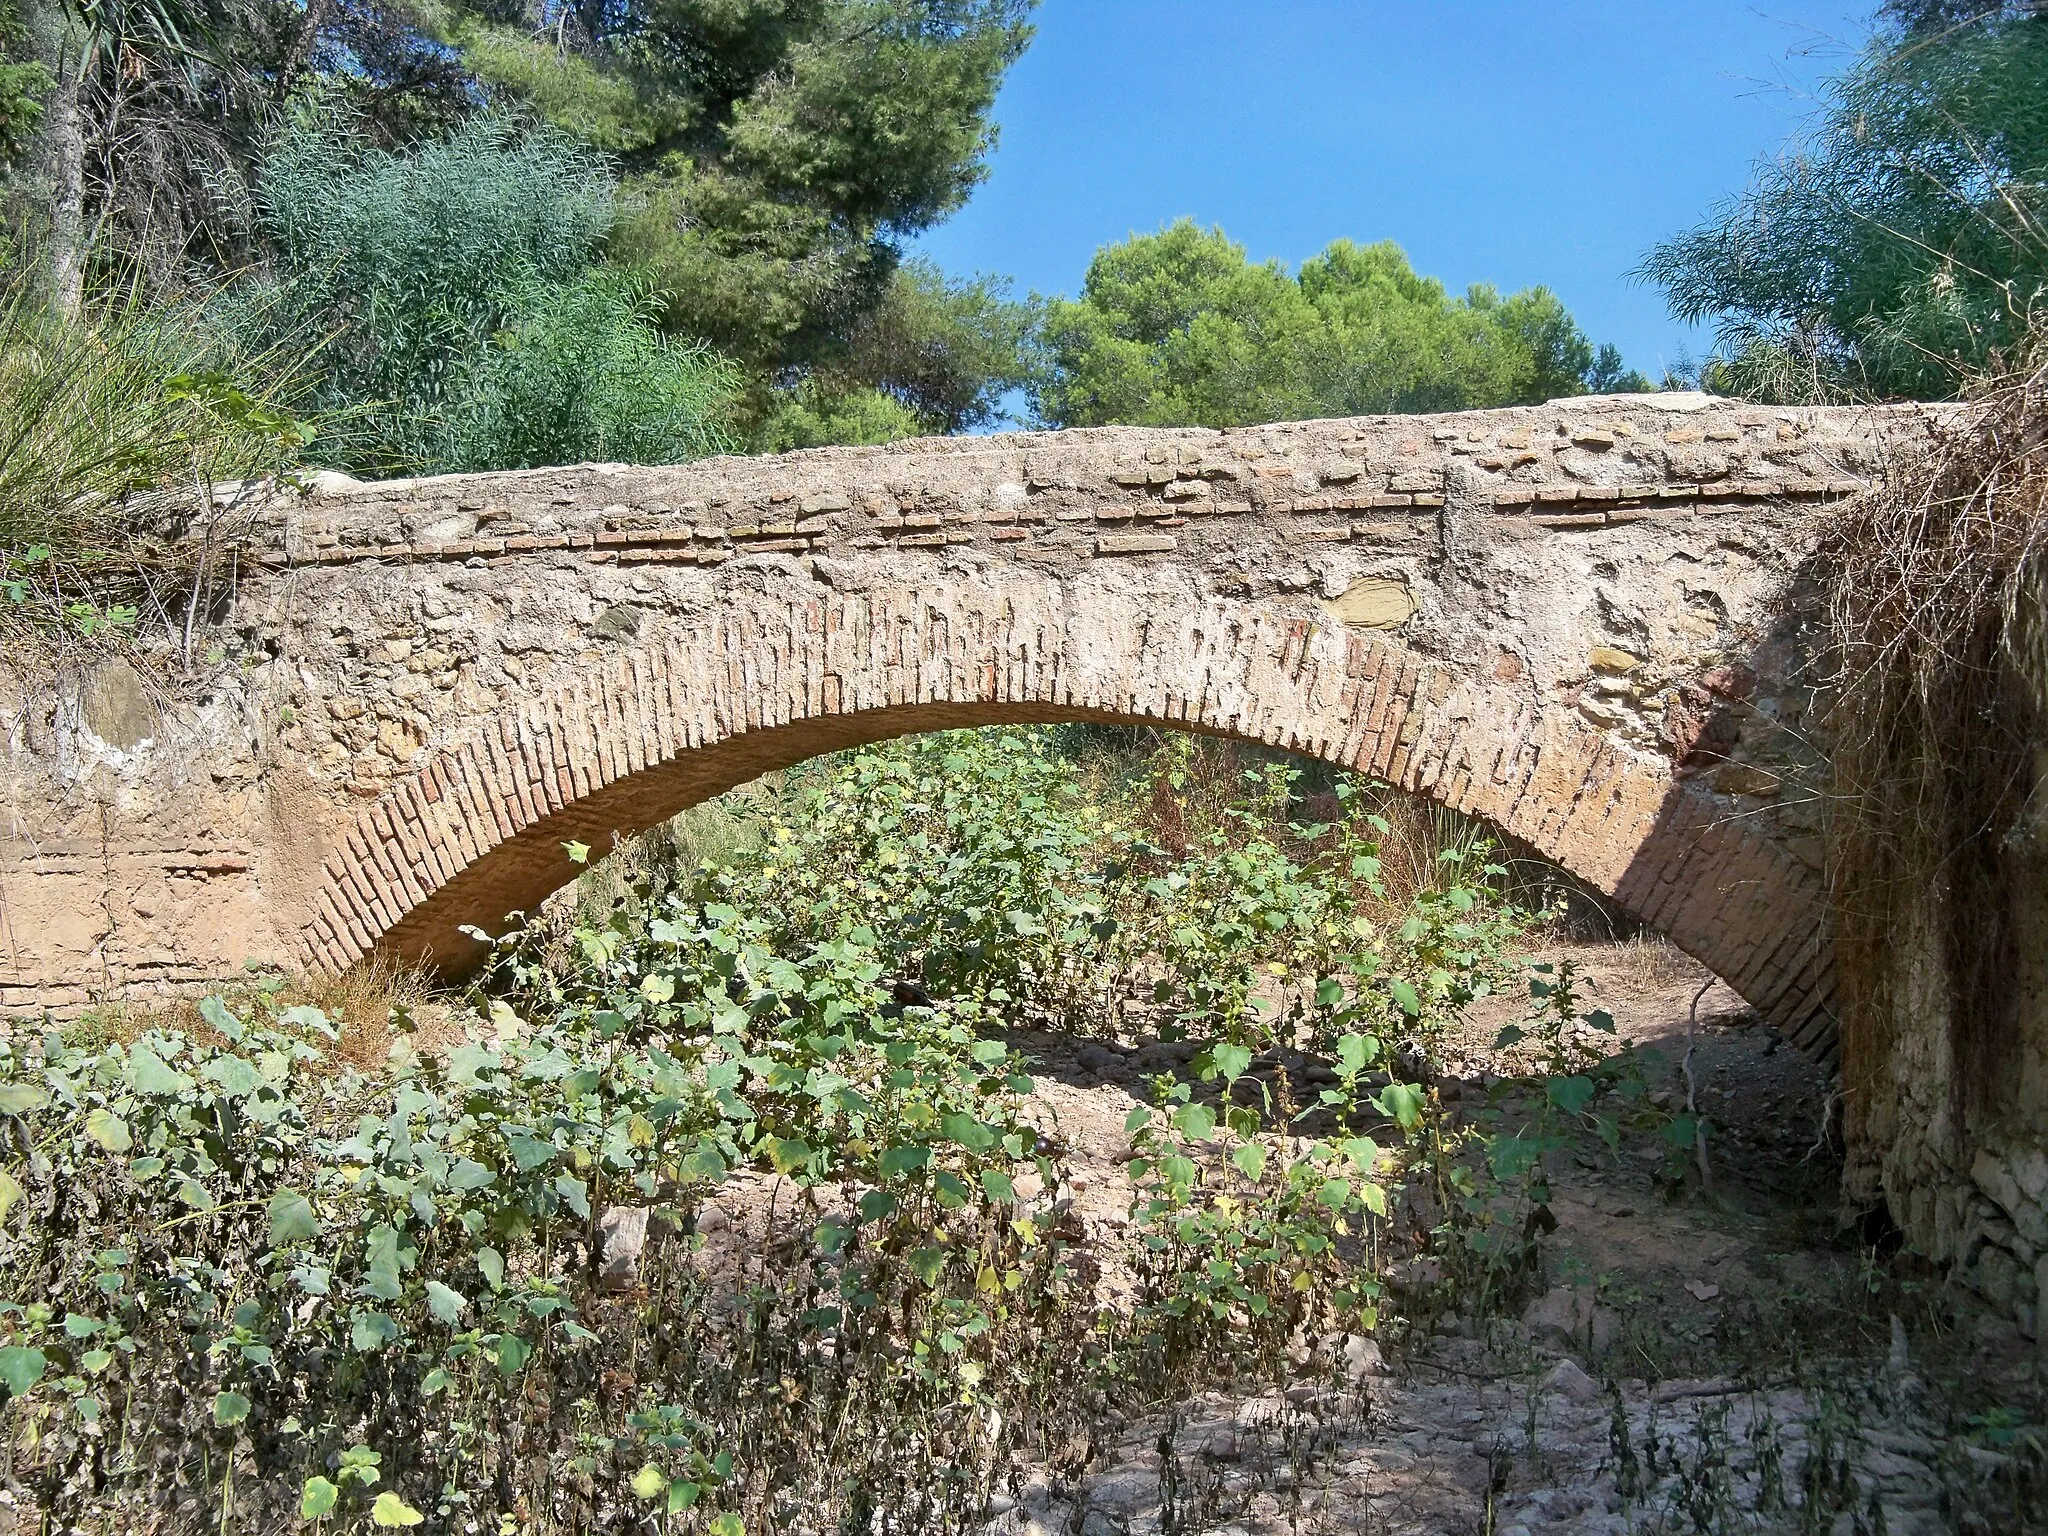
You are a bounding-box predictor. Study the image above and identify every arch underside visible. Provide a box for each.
[301,582,1836,1065]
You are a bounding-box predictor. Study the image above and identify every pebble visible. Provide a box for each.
[595,1205,649,1291]
[1523,1284,1593,1344]
[1343,1334,1389,1381]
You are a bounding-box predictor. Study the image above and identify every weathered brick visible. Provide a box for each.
[1095,534,1177,555]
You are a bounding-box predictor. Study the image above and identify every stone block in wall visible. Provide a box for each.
[2036,1257,2048,1351]
[1973,1146,2048,1250]
[1975,1243,2026,1311]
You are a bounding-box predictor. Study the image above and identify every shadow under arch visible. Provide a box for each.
[297,580,1833,1064]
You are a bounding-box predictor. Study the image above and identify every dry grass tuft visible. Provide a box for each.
[294,953,451,1068]
[0,274,313,676]
[51,955,445,1069]
[1603,931,1707,996]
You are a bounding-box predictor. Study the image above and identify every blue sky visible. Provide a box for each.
[913,1,1878,382]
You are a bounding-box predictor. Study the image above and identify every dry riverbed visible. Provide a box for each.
[970,939,2047,1535]
[652,937,2046,1533]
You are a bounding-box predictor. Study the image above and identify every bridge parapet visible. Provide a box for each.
[258,392,1888,574]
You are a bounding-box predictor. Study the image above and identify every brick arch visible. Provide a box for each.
[300,578,1834,1062]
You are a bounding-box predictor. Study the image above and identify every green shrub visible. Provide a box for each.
[684,730,1136,1027]
[0,2,50,172]
[0,727,1571,1529]
[448,271,738,472]
[1123,1045,1392,1387]
[657,730,1525,1058]
[754,379,931,451]
[1416,960,1674,1316]
[1131,756,1523,1058]
[242,107,737,474]
[0,930,1074,1527]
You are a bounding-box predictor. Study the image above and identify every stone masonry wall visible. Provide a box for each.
[1849,767,2048,1340]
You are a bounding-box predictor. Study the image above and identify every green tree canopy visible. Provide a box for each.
[788,257,1035,431]
[1033,220,1641,430]
[240,108,736,473]
[0,0,1034,452]
[0,0,1032,405]
[1642,5,2048,401]
[447,0,1035,383]
[0,2,50,173]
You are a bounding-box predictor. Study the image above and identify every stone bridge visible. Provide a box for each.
[2,394,1926,1065]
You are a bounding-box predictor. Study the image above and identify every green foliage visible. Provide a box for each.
[1034,219,1646,429]
[1644,8,2048,401]
[13,0,1029,345]
[835,258,1037,426]
[0,284,304,548]
[754,379,932,451]
[753,259,1034,445]
[681,730,1128,1024]
[1133,742,1523,1056]
[498,0,1036,382]
[627,1406,734,1514]
[481,891,1049,1207]
[0,945,1077,1526]
[1123,1051,1390,1380]
[652,730,1522,1053]
[241,107,737,473]
[0,2,50,171]
[0,727,1560,1527]
[568,728,1498,1386]
[450,270,739,472]
[1415,960,1675,1316]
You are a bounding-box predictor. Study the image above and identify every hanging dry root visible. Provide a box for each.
[1818,355,2048,1138]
